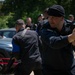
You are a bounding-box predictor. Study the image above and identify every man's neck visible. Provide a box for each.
[27,22,32,26]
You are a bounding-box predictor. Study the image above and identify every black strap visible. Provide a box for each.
[21,29,27,37]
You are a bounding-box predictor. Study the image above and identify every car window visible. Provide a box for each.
[3,31,16,38]
[0,31,3,36]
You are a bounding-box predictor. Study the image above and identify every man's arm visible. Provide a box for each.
[5,39,20,71]
[41,28,75,49]
[12,39,20,59]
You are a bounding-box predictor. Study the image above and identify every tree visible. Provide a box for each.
[1,0,75,28]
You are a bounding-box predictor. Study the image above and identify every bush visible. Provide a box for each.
[0,12,14,29]
[0,16,8,29]
[22,9,42,24]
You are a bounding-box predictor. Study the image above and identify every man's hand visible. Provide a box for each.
[68,28,75,43]
[26,27,30,30]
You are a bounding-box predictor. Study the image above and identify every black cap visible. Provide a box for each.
[15,19,25,25]
[48,5,65,17]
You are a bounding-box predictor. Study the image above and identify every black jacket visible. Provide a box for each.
[40,21,75,71]
[12,28,42,68]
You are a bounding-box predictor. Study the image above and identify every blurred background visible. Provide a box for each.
[0,0,75,29]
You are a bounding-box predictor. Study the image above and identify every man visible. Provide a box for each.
[36,11,49,36]
[68,14,75,22]
[36,14,44,36]
[26,17,37,30]
[43,8,49,19]
[40,5,75,75]
[11,19,42,75]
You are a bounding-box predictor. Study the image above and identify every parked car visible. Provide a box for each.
[0,28,16,74]
[0,28,16,38]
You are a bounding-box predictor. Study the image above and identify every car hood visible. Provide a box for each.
[0,38,12,51]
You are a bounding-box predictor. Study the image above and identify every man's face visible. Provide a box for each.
[48,16,63,28]
[69,16,74,21]
[15,25,19,32]
[38,16,43,21]
[26,18,32,24]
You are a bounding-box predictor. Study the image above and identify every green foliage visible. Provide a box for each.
[22,9,42,23]
[28,10,42,23]
[0,12,14,29]
[0,16,8,29]
[6,13,15,28]
[0,0,75,27]
[0,19,7,29]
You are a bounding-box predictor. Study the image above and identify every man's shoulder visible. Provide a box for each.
[26,30,38,38]
[42,21,50,29]
[64,19,72,26]
[25,30,38,42]
[13,32,20,40]
[13,30,38,42]
[27,30,37,34]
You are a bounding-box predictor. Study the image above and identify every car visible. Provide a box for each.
[0,28,16,38]
[0,28,16,74]
[0,38,13,73]
[0,38,12,56]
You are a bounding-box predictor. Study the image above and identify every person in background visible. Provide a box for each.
[37,14,44,22]
[40,5,75,75]
[43,7,49,20]
[65,14,75,28]
[36,8,49,36]
[11,19,42,75]
[26,17,37,30]
[36,14,44,36]
[68,14,75,22]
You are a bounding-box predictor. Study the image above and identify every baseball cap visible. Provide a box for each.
[15,19,25,25]
[48,5,65,17]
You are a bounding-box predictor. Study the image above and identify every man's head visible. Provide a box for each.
[15,19,26,32]
[38,14,44,21]
[47,5,65,28]
[68,14,74,21]
[43,8,49,19]
[26,17,32,25]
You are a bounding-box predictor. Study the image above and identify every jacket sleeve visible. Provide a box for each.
[41,29,70,49]
[12,39,20,59]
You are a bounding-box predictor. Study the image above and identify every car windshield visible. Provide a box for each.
[3,31,16,38]
[0,28,16,38]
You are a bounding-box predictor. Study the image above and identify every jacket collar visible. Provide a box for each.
[43,21,66,35]
[17,28,25,32]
